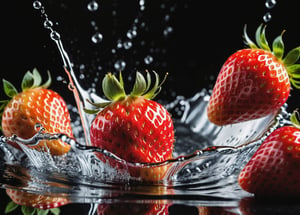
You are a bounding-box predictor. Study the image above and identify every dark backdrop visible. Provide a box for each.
[1,1,300,214]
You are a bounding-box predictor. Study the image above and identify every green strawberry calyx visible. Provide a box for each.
[85,70,168,114]
[243,24,300,89]
[290,109,300,129]
[0,68,52,129]
[5,200,61,215]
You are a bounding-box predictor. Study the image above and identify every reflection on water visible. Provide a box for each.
[0,89,289,209]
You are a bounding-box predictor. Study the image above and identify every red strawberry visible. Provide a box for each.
[1,68,73,155]
[238,110,300,196]
[207,24,300,126]
[87,71,175,182]
[97,202,170,215]
[5,188,69,215]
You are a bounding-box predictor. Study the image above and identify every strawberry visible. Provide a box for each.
[86,71,175,182]
[207,24,300,126]
[5,188,68,215]
[97,202,170,215]
[238,110,300,196]
[0,68,73,155]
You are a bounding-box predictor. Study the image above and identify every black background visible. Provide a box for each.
[1,1,300,214]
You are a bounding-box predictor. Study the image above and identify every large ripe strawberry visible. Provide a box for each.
[87,71,175,182]
[0,68,73,155]
[97,202,170,215]
[207,24,300,126]
[238,110,300,196]
[5,188,69,215]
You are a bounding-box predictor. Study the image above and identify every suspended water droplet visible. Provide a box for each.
[144,55,153,64]
[91,32,103,44]
[87,1,99,12]
[43,19,53,29]
[79,74,85,79]
[50,31,61,41]
[126,29,137,39]
[33,1,42,10]
[114,60,126,71]
[116,40,123,49]
[263,12,272,22]
[163,26,173,37]
[123,41,132,49]
[265,0,276,9]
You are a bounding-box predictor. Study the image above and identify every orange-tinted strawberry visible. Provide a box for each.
[1,68,73,155]
[207,24,300,126]
[87,71,175,182]
[5,188,69,215]
[238,110,300,196]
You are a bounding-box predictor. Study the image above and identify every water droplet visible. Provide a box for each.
[163,26,173,37]
[33,1,42,10]
[91,32,103,44]
[116,40,123,49]
[114,60,126,71]
[126,29,137,39]
[87,1,99,12]
[123,41,132,49]
[79,74,85,79]
[144,55,153,64]
[263,12,272,22]
[50,31,61,41]
[43,19,53,29]
[265,0,276,9]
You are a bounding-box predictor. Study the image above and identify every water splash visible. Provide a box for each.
[0,90,289,188]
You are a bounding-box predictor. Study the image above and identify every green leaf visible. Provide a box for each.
[287,64,300,75]
[5,201,19,214]
[131,71,147,96]
[143,71,168,99]
[145,70,152,92]
[283,47,300,66]
[21,206,36,215]
[290,109,300,129]
[49,208,60,215]
[272,32,285,60]
[255,24,270,51]
[243,25,257,49]
[32,68,42,87]
[84,108,101,114]
[37,209,49,215]
[41,71,52,89]
[102,73,126,101]
[3,79,18,98]
[21,71,34,91]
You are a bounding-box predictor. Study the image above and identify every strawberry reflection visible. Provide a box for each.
[239,196,300,215]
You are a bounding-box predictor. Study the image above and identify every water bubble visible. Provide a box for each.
[33,1,42,10]
[50,31,61,41]
[144,55,153,64]
[114,60,126,71]
[91,32,103,44]
[265,0,276,9]
[263,12,272,22]
[43,20,53,29]
[87,1,99,12]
